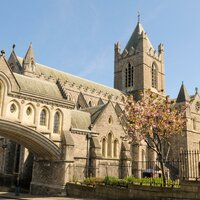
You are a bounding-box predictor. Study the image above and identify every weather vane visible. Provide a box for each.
[137,11,140,23]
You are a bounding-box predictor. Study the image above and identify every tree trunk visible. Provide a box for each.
[159,154,166,187]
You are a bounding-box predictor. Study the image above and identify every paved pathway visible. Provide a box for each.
[0,192,96,200]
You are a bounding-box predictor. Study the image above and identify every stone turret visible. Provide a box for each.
[22,43,36,77]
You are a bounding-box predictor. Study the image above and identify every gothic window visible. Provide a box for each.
[102,138,106,157]
[107,132,113,157]
[152,63,157,89]
[8,101,19,119]
[26,106,32,116]
[113,139,118,158]
[108,116,113,124]
[88,101,92,107]
[142,149,146,168]
[66,93,72,101]
[53,112,60,133]
[10,103,16,113]
[125,63,134,88]
[40,109,47,126]
[193,118,196,130]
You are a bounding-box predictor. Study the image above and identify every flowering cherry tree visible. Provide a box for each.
[124,90,187,186]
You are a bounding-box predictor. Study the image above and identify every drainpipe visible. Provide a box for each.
[86,131,92,178]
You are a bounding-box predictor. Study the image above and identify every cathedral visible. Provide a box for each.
[0,19,199,194]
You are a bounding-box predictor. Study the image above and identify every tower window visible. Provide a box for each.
[193,118,196,131]
[125,63,134,88]
[152,63,157,89]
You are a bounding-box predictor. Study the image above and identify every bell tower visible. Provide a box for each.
[114,20,165,96]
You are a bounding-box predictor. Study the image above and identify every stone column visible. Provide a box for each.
[120,141,132,178]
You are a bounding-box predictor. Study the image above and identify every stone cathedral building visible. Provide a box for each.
[0,19,199,193]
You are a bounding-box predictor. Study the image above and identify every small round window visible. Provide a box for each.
[108,116,113,124]
[10,104,16,113]
[26,107,32,116]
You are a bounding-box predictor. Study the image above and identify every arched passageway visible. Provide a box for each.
[0,119,61,160]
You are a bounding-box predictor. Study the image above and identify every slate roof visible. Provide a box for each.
[125,22,154,51]
[16,57,124,99]
[14,73,63,100]
[81,103,108,124]
[71,110,91,130]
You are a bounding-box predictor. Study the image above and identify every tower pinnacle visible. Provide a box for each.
[137,11,140,23]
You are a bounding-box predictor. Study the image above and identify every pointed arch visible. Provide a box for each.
[39,107,50,127]
[107,132,113,157]
[113,139,119,158]
[125,63,134,88]
[142,149,146,168]
[53,110,62,134]
[152,62,158,89]
[193,117,196,130]
[24,103,36,125]
[88,100,92,107]
[7,100,20,120]
[102,137,107,157]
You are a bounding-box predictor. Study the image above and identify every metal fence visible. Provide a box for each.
[132,150,200,182]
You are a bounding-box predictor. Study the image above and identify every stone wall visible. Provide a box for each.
[66,181,200,200]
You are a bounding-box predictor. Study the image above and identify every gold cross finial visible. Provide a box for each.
[137,11,140,23]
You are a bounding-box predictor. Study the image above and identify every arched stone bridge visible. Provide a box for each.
[0,118,61,160]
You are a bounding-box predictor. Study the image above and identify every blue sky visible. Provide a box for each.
[0,0,199,98]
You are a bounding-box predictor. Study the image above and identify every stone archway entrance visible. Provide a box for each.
[0,119,63,193]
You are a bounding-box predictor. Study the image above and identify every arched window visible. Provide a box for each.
[24,104,35,124]
[40,109,47,126]
[107,132,113,157]
[53,112,61,133]
[102,138,106,157]
[125,63,134,88]
[66,93,72,101]
[152,63,157,89]
[7,101,20,120]
[193,118,196,130]
[142,149,146,168]
[88,101,92,107]
[113,139,118,158]
[10,103,16,113]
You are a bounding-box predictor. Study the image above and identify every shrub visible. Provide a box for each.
[83,177,104,186]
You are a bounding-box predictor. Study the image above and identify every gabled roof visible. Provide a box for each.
[125,22,154,51]
[176,82,190,103]
[82,103,108,124]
